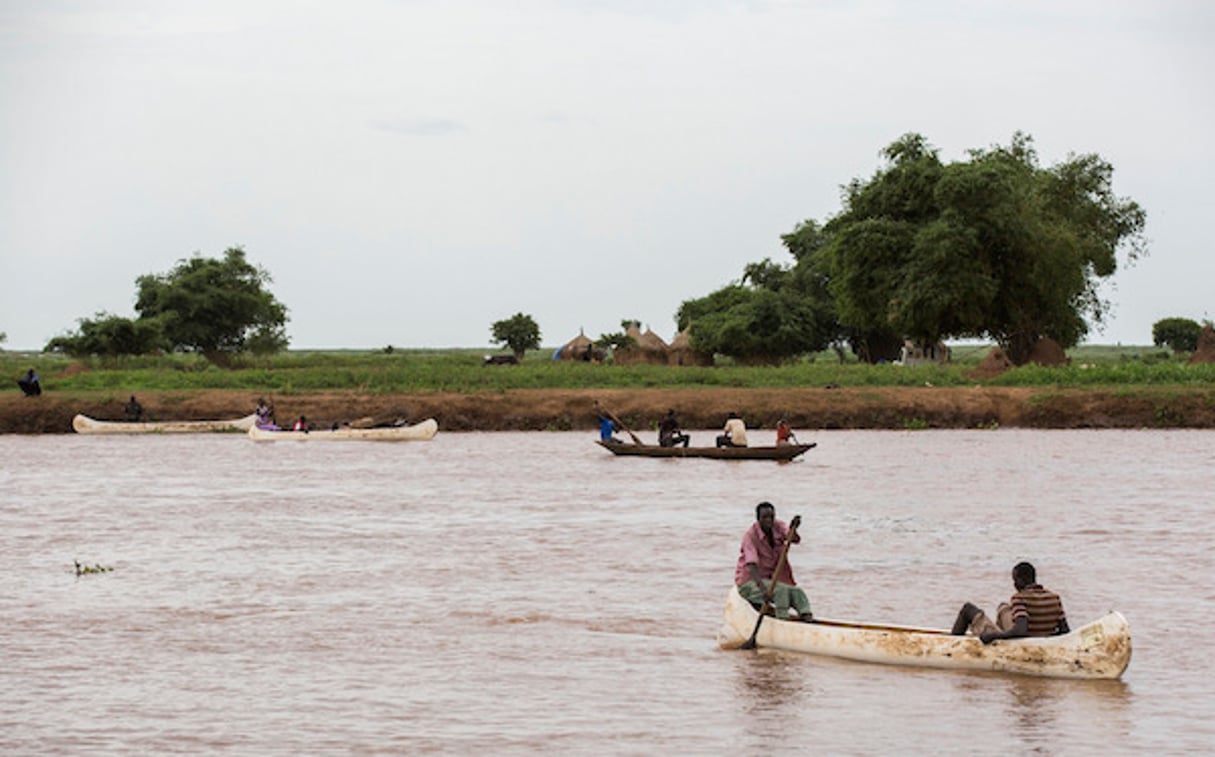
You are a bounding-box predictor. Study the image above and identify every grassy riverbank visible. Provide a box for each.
[3,346,1213,433]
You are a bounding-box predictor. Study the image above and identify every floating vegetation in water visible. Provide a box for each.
[74,560,113,576]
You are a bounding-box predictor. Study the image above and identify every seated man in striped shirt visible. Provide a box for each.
[951,561,1069,644]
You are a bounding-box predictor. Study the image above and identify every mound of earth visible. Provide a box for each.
[967,347,1013,380]
[1028,337,1070,366]
[1189,325,1215,364]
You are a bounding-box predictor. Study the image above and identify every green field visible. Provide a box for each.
[4,344,1211,395]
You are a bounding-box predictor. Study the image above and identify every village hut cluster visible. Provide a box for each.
[555,323,713,366]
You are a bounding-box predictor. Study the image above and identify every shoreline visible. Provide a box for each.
[4,385,1215,434]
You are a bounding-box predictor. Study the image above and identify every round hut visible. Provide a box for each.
[669,325,714,366]
[615,323,669,365]
[557,330,596,361]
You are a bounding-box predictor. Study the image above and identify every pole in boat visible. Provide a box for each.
[594,400,644,445]
[739,515,800,650]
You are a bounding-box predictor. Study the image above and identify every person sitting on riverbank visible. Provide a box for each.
[716,412,747,448]
[17,368,41,396]
[124,395,143,421]
[658,409,690,447]
[293,415,309,433]
[951,561,1069,644]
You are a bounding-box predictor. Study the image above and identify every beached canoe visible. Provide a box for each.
[72,413,258,435]
[717,586,1131,680]
[596,441,815,460]
[247,418,438,442]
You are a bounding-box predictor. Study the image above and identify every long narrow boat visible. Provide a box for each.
[247,418,438,442]
[596,440,815,460]
[73,413,258,435]
[717,586,1131,679]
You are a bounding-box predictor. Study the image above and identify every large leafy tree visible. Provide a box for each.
[677,225,837,364]
[135,247,288,363]
[490,312,541,360]
[822,132,1146,364]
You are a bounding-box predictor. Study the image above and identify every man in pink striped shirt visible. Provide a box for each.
[951,561,1069,643]
[735,502,814,622]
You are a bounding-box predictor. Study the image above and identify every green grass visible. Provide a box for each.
[2,344,1211,395]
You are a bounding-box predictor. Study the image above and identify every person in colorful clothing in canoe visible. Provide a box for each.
[735,502,814,622]
[775,416,797,445]
[951,561,1069,643]
[596,407,621,444]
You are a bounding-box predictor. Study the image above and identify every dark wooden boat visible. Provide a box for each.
[595,440,815,460]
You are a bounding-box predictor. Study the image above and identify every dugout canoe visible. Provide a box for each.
[72,413,258,435]
[247,418,438,442]
[596,440,815,460]
[717,586,1131,680]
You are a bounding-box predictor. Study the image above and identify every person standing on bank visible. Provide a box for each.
[735,502,814,622]
[124,395,143,421]
[951,561,1069,644]
[716,412,747,448]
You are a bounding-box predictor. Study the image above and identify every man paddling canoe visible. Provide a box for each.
[735,502,814,622]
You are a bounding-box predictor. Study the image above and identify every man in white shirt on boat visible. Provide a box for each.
[716,412,748,448]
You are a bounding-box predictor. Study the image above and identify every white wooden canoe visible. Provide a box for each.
[72,413,258,435]
[247,418,438,442]
[717,586,1131,680]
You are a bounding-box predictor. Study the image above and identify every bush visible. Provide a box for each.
[1152,317,1201,352]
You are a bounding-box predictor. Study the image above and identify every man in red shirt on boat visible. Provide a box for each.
[951,561,1069,643]
[735,502,814,622]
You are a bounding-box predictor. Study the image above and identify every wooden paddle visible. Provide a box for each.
[739,515,801,650]
[594,400,644,445]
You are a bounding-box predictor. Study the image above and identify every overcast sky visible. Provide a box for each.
[2,0,1211,351]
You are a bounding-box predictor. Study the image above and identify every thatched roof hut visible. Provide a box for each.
[639,326,668,352]
[556,330,595,361]
[615,323,669,365]
[669,325,714,366]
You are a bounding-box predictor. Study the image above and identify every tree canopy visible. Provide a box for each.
[1152,317,1203,353]
[46,313,166,358]
[46,247,288,363]
[490,312,541,360]
[677,224,837,364]
[678,132,1146,365]
[821,132,1146,364]
[134,247,289,362]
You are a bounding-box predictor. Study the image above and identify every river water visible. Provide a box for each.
[1,429,1212,754]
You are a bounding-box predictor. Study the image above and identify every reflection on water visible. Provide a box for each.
[1004,676,1132,752]
[0,429,1212,753]
[736,650,813,716]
